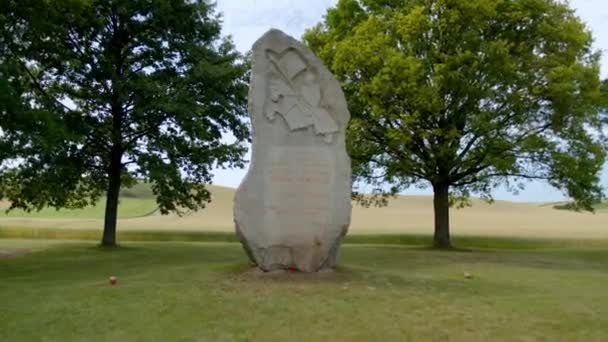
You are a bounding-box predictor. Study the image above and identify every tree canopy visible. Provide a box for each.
[304,0,607,248]
[0,0,249,246]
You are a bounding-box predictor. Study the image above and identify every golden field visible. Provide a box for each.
[1,185,607,239]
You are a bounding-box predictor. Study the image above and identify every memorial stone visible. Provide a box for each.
[234,29,352,272]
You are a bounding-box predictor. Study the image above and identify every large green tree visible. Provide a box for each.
[0,0,249,246]
[304,0,607,248]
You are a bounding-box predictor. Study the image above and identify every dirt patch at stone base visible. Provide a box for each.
[0,249,32,258]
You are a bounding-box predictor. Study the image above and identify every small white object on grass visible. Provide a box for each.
[464,272,473,279]
[109,276,117,285]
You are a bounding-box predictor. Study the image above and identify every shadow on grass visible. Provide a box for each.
[2,240,607,299]
[343,244,608,274]
[3,226,608,250]
[3,227,608,282]
[0,242,246,286]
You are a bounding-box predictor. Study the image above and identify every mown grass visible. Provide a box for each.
[1,239,607,341]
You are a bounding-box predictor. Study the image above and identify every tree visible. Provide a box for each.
[0,0,249,246]
[304,0,607,248]
[602,79,608,120]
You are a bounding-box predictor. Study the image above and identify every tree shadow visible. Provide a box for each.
[342,244,608,274]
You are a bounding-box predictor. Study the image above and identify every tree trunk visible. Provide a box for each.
[432,182,452,249]
[101,148,123,246]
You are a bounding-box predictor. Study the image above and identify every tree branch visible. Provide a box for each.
[20,61,73,113]
[450,122,553,182]
[452,172,549,187]
[363,124,429,179]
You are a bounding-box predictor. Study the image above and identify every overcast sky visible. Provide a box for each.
[212,0,608,202]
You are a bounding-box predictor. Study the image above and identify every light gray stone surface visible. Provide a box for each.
[234,29,351,272]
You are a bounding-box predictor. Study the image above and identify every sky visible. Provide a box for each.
[212,0,608,202]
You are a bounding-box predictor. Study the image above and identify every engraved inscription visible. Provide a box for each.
[267,147,333,228]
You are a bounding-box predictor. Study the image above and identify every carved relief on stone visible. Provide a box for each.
[264,48,339,143]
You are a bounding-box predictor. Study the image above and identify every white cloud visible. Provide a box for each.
[570,0,608,77]
[217,0,335,52]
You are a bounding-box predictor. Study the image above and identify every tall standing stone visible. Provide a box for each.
[233,29,352,272]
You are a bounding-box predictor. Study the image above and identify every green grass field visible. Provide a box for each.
[0,183,158,219]
[0,198,158,219]
[595,202,608,210]
[1,239,608,341]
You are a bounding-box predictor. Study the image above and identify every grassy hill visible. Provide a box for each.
[0,199,157,219]
[0,182,158,219]
[1,183,607,240]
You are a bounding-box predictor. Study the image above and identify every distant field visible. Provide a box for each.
[1,184,607,240]
[1,239,607,341]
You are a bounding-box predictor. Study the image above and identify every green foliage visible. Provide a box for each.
[304,0,606,213]
[553,200,607,212]
[0,1,248,220]
[602,79,608,112]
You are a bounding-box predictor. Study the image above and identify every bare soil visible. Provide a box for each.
[0,248,31,258]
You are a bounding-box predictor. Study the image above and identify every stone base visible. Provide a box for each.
[236,228,344,272]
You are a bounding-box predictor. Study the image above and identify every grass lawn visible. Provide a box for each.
[1,239,607,341]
